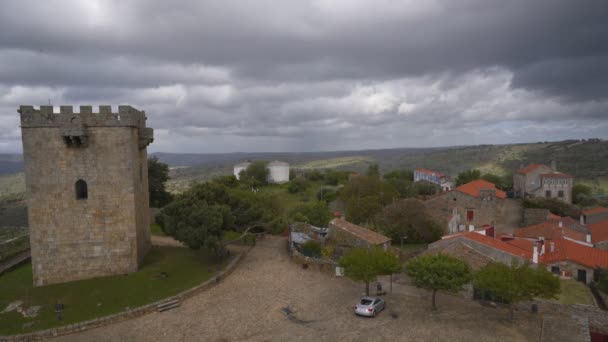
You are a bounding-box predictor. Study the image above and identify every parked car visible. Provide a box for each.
[354,297,385,317]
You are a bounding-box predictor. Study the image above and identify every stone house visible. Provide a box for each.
[427,228,608,284]
[513,163,574,204]
[424,179,507,234]
[328,218,391,253]
[18,105,153,286]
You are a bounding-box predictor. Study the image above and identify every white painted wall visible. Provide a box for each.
[268,164,289,184]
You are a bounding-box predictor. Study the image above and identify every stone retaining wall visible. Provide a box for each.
[288,242,337,275]
[0,246,252,342]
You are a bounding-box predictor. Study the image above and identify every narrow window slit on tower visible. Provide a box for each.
[75,179,88,200]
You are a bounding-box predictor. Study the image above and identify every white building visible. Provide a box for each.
[267,161,290,184]
[233,161,251,180]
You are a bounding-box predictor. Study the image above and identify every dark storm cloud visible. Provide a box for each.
[0,0,607,153]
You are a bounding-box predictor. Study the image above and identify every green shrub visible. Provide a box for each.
[301,240,322,258]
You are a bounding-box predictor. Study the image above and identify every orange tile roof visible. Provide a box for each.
[516,163,546,175]
[455,179,507,199]
[583,207,608,216]
[541,238,608,269]
[443,231,608,269]
[515,221,587,242]
[330,218,391,245]
[589,220,608,243]
[416,168,445,177]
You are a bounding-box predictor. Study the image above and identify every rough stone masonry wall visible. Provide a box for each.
[424,191,503,232]
[19,105,152,286]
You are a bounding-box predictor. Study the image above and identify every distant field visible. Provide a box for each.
[0,173,25,201]
[295,156,373,170]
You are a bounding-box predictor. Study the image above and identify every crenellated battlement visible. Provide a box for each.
[18,105,153,149]
[18,105,149,129]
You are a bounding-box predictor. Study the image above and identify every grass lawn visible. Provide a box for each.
[553,279,595,305]
[150,223,165,236]
[0,246,229,335]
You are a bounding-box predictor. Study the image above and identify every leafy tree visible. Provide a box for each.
[289,169,297,180]
[304,169,324,181]
[366,164,380,178]
[301,240,322,258]
[289,201,332,227]
[157,193,231,256]
[411,181,441,196]
[316,187,338,203]
[481,173,512,190]
[240,161,269,186]
[287,177,309,194]
[405,254,472,310]
[148,156,173,207]
[213,175,239,188]
[339,247,400,296]
[455,169,481,186]
[572,183,596,206]
[324,170,349,186]
[385,178,415,198]
[377,199,444,243]
[383,169,414,182]
[473,262,560,320]
[339,176,398,224]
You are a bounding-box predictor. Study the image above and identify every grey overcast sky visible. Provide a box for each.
[1,0,607,153]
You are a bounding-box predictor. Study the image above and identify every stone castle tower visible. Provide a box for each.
[18,105,154,286]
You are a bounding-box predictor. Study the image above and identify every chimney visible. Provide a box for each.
[551,160,557,171]
[468,225,475,232]
[550,242,555,253]
[533,243,539,264]
[558,221,563,228]
[540,243,545,256]
[580,215,585,225]
[587,233,592,244]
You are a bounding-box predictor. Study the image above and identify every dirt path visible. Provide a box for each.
[151,235,185,247]
[54,236,542,342]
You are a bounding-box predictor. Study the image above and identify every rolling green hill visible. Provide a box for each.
[1,139,607,197]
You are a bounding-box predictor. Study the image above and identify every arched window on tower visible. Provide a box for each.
[75,179,88,200]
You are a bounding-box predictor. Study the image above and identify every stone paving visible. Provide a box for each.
[54,236,545,342]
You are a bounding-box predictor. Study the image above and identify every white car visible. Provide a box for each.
[354,297,385,317]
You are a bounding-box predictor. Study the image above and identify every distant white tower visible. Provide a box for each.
[233,161,251,180]
[267,161,290,184]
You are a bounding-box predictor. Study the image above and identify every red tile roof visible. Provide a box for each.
[444,232,532,259]
[540,238,608,269]
[455,179,507,199]
[583,207,608,216]
[516,163,546,175]
[330,218,391,245]
[589,220,608,243]
[540,172,574,179]
[415,168,445,177]
[449,232,608,269]
[515,221,587,242]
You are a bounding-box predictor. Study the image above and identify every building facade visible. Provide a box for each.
[513,163,574,204]
[19,105,153,286]
[414,168,452,191]
[424,179,507,234]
